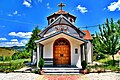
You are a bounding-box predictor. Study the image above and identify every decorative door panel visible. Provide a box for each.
[53,38,70,65]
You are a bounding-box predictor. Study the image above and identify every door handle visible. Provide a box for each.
[60,54,63,57]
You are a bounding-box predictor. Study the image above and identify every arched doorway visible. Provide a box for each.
[53,38,71,66]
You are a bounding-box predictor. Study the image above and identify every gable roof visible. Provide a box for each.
[47,10,76,20]
[55,10,68,14]
[82,30,93,40]
[39,15,85,37]
[36,31,87,43]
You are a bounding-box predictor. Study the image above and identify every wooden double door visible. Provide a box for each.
[53,38,70,66]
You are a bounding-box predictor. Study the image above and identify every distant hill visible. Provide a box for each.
[0,47,15,57]
[0,46,25,57]
[10,46,25,51]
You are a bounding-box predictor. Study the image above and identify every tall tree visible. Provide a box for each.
[117,19,120,27]
[26,26,41,52]
[93,18,120,65]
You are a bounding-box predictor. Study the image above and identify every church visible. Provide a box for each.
[34,2,93,68]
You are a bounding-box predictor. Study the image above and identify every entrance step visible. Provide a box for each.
[42,67,80,74]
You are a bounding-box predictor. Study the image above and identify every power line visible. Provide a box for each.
[79,21,118,29]
[0,17,118,29]
[0,17,41,26]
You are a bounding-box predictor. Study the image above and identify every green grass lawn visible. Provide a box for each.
[92,54,120,72]
[0,58,30,63]
[0,58,31,72]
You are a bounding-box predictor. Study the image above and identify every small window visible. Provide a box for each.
[51,19,54,23]
[70,18,72,22]
[75,48,78,54]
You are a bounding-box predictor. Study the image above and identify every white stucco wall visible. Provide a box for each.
[43,41,53,58]
[70,39,81,66]
[86,41,93,63]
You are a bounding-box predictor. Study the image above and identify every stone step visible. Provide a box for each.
[44,73,80,74]
[42,67,80,74]
[43,67,80,70]
[43,69,79,72]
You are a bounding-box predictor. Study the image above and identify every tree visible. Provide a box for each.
[26,26,41,52]
[93,18,120,65]
[117,19,120,27]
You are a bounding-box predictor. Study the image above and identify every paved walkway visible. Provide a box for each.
[36,75,81,80]
[85,72,120,80]
[0,73,39,80]
[0,72,120,80]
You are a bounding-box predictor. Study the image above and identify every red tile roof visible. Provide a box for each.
[82,30,93,40]
[55,10,68,14]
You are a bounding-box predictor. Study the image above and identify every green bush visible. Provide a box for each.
[104,60,118,66]
[12,53,18,60]
[5,56,12,61]
[81,60,87,70]
[0,55,4,61]
[17,51,31,59]
[0,62,25,72]
[38,58,44,70]
[96,53,105,60]
[33,69,38,74]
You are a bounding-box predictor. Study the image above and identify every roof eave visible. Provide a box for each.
[37,31,88,43]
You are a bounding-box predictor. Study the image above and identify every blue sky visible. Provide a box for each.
[0,0,120,47]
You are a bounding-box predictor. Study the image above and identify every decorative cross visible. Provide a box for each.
[58,2,65,10]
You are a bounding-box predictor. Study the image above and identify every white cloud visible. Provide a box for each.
[8,14,12,16]
[8,10,22,16]
[0,39,29,47]
[21,39,29,44]
[104,8,106,10]
[108,0,120,11]
[0,38,7,41]
[76,5,88,13]
[23,0,32,7]
[0,41,24,47]
[9,32,32,38]
[11,39,18,42]
[46,3,51,9]
[13,11,18,15]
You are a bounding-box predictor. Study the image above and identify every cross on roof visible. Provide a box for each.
[58,2,65,10]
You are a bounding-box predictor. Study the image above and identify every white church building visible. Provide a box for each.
[34,2,93,68]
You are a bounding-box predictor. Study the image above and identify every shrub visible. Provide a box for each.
[33,69,38,74]
[38,58,44,70]
[12,53,18,60]
[96,53,105,60]
[0,55,4,61]
[81,60,87,70]
[17,51,31,59]
[5,56,12,61]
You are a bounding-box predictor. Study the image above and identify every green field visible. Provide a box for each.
[0,58,31,72]
[0,58,31,63]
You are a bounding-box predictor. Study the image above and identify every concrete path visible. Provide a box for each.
[0,73,39,80]
[0,72,120,80]
[85,72,120,80]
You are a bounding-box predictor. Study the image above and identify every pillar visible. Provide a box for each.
[36,43,40,68]
[80,44,83,61]
[84,43,87,62]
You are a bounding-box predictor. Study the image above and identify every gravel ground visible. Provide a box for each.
[0,73,39,80]
[83,72,120,80]
[0,72,120,80]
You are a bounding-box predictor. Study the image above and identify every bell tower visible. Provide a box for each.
[47,2,76,25]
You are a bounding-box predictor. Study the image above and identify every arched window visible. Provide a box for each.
[51,19,54,23]
[70,18,73,22]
